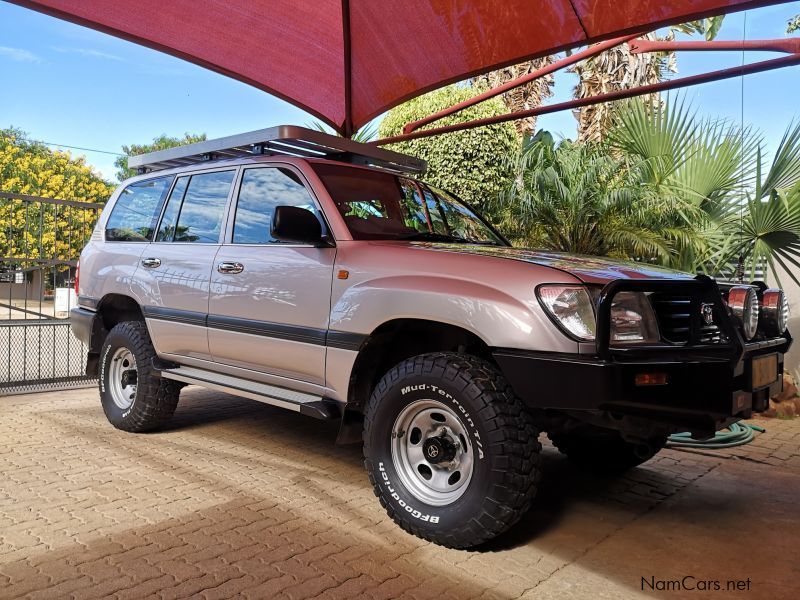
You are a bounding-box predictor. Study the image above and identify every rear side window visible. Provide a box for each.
[232,167,319,244]
[156,170,235,243]
[105,177,172,242]
[156,176,189,242]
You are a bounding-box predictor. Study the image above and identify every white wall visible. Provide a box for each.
[769,265,800,379]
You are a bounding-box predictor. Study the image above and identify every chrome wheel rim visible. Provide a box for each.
[109,347,137,410]
[391,399,474,506]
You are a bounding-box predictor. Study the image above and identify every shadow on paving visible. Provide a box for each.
[2,387,798,599]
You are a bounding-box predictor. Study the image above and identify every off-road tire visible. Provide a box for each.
[99,321,180,432]
[363,352,541,549]
[548,426,666,472]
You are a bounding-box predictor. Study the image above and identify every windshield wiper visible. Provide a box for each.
[399,231,497,245]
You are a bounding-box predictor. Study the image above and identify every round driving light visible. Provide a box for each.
[761,288,790,335]
[727,286,760,340]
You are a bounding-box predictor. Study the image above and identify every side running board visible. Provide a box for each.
[160,366,339,420]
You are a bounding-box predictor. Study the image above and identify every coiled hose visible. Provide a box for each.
[667,422,766,449]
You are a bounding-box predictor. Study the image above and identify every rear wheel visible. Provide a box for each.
[99,321,180,432]
[363,352,541,549]
[548,425,666,472]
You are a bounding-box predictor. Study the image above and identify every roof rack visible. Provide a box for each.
[127,125,426,175]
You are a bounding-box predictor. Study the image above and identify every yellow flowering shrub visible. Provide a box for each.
[0,128,114,262]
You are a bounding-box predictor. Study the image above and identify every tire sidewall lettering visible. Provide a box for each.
[378,462,439,523]
[400,383,484,460]
[100,343,111,393]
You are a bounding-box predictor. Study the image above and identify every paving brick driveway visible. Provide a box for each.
[1,387,799,599]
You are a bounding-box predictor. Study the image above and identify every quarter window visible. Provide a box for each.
[105,177,172,242]
[155,170,235,243]
[232,167,319,244]
[156,176,188,242]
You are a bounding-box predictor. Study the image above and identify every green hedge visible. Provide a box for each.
[378,85,518,215]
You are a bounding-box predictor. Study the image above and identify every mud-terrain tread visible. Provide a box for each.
[548,429,666,472]
[101,321,180,433]
[363,352,541,549]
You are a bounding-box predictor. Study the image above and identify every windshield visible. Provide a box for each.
[310,163,506,245]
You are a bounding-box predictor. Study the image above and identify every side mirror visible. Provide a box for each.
[271,206,328,246]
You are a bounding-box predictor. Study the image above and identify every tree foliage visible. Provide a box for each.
[496,96,800,286]
[378,85,518,214]
[788,14,800,34]
[114,132,206,181]
[471,56,555,137]
[494,131,701,261]
[572,17,725,142]
[1,128,113,201]
[608,98,800,284]
[710,123,800,286]
[1,128,113,261]
[608,97,760,212]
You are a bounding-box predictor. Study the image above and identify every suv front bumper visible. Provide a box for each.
[494,276,792,435]
[494,343,786,434]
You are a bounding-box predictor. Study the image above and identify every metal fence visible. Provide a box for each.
[0,192,103,395]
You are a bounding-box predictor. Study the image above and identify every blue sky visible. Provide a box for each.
[1,1,799,181]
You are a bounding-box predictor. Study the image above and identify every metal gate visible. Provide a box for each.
[0,192,103,395]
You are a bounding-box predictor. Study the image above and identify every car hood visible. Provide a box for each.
[415,244,693,284]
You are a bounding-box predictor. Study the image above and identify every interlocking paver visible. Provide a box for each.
[1,386,798,599]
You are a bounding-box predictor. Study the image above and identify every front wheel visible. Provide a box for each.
[363,353,541,549]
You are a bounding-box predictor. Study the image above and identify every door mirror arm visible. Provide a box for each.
[317,233,336,248]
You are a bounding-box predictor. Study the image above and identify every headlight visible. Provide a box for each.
[760,288,790,336]
[537,285,596,341]
[609,292,660,343]
[728,285,759,340]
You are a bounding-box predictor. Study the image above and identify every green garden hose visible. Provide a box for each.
[666,422,766,449]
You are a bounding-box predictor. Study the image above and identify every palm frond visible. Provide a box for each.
[758,120,800,198]
[306,120,377,142]
[713,186,800,286]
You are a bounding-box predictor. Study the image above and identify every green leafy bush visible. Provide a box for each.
[378,85,518,215]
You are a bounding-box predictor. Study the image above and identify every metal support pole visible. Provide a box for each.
[629,38,800,55]
[379,52,800,146]
[401,34,643,135]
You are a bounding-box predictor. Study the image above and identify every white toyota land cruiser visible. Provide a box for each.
[71,126,791,548]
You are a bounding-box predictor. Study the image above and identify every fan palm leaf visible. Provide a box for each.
[758,121,800,197]
[608,97,760,208]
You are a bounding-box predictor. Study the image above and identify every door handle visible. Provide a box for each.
[141,257,161,268]
[217,261,244,274]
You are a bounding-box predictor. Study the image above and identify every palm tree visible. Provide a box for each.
[494,131,703,261]
[471,56,555,137]
[572,32,671,143]
[469,19,724,143]
[573,18,725,143]
[608,98,800,285]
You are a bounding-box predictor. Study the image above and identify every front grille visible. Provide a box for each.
[649,294,723,345]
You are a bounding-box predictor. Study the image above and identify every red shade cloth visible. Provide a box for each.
[10,0,784,134]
